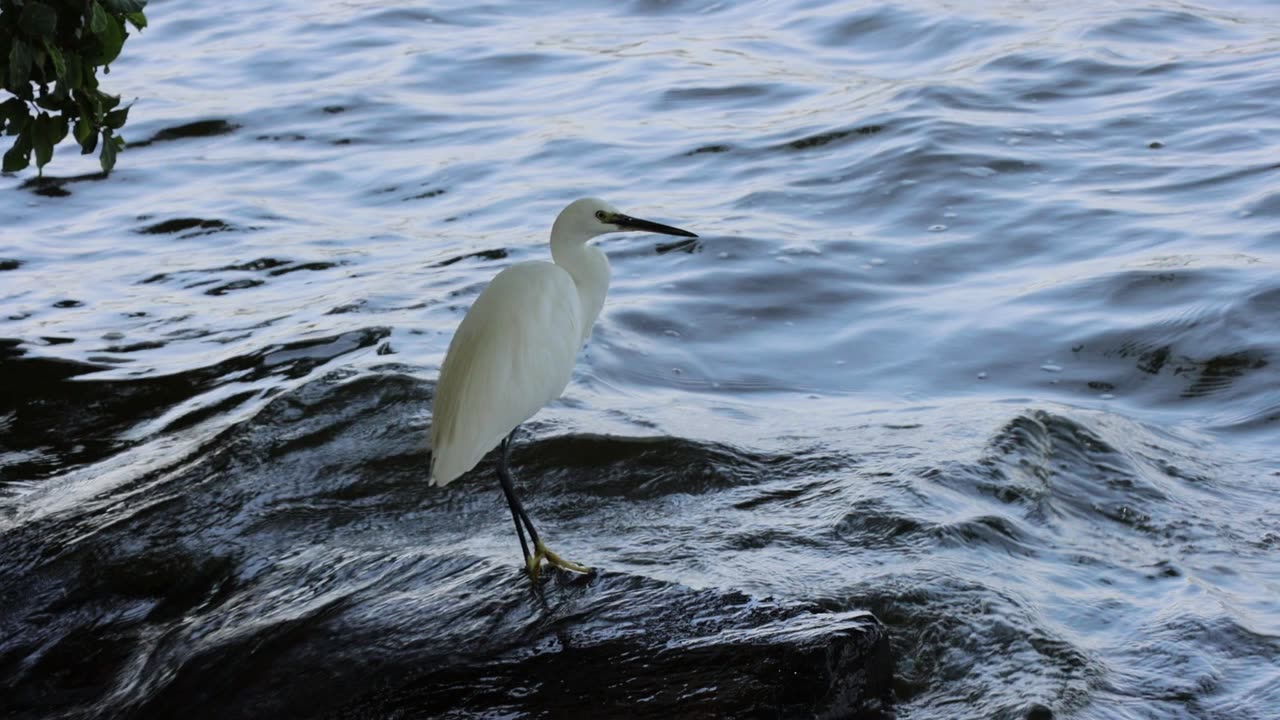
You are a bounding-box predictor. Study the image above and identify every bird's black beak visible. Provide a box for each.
[612,213,697,238]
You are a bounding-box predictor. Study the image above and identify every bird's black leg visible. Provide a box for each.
[497,429,590,579]
[497,431,534,562]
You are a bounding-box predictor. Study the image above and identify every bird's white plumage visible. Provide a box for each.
[429,198,632,486]
[429,261,586,485]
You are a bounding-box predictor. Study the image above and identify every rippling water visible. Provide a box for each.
[3,1,1279,718]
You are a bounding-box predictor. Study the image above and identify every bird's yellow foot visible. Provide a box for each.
[527,540,590,581]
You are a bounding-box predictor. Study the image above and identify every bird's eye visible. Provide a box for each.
[595,211,607,221]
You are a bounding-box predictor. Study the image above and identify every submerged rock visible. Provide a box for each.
[131,570,892,720]
[334,573,890,719]
[1,366,892,719]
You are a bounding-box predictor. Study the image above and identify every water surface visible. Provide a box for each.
[2,1,1279,717]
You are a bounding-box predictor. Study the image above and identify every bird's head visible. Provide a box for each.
[554,197,697,243]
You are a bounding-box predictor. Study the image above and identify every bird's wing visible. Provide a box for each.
[429,261,585,486]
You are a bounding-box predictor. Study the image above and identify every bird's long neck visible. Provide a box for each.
[550,226,611,344]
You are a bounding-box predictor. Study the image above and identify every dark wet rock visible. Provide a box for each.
[112,572,891,720]
[835,506,923,549]
[3,564,891,720]
[0,339,115,481]
[331,574,891,720]
[0,329,388,482]
[1023,703,1055,719]
[0,259,21,271]
[514,433,774,499]
[1,368,893,719]
[0,338,101,387]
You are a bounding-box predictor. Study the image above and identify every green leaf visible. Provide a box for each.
[104,104,129,129]
[48,81,70,104]
[74,114,92,144]
[2,99,31,137]
[102,0,148,13]
[9,38,33,88]
[8,116,31,138]
[0,0,142,173]
[97,17,125,65]
[9,84,36,102]
[20,3,58,36]
[42,37,65,80]
[64,52,84,90]
[3,126,34,172]
[78,118,99,154]
[82,89,103,122]
[90,2,109,34]
[33,113,54,169]
[2,97,27,124]
[51,113,68,144]
[99,128,117,172]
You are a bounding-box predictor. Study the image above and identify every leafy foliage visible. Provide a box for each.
[1,0,147,175]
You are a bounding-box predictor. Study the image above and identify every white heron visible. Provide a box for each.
[429,198,697,580]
